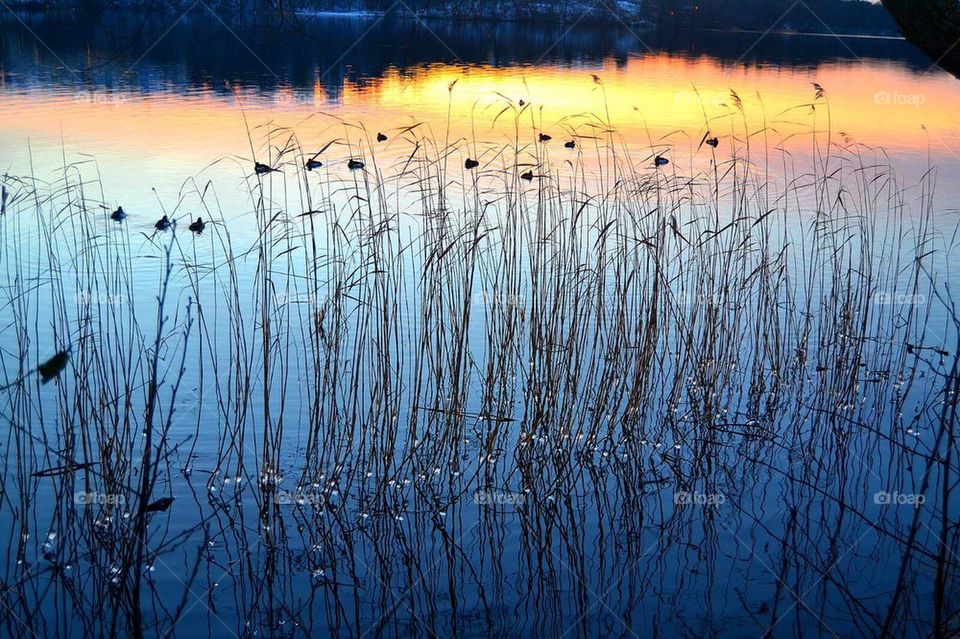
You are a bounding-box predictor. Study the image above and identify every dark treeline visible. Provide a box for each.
[646,0,899,35]
[7,0,900,34]
[0,9,933,99]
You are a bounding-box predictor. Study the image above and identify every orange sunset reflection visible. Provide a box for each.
[1,52,958,172]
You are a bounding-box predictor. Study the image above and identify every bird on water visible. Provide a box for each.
[155,215,172,231]
[347,159,365,170]
[144,497,175,513]
[188,217,206,234]
[255,162,280,175]
[39,349,71,384]
[110,206,126,222]
[0,347,71,390]
[699,132,719,150]
[465,158,479,169]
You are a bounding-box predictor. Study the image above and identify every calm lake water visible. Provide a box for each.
[1,9,959,639]
[2,10,959,209]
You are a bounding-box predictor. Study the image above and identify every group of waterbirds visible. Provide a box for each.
[650,132,721,170]
[113,127,721,230]
[462,131,578,174]
[267,156,368,173]
[269,125,711,182]
[259,126,719,187]
[652,132,720,168]
[110,207,205,235]
[459,128,709,177]
[536,132,577,148]
[112,132,395,231]
[263,131,395,175]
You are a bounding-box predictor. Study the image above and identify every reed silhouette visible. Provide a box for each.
[0,89,956,638]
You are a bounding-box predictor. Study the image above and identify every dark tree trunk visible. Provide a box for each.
[881,0,960,78]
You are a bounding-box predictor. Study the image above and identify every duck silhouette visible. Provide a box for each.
[144,497,175,513]
[520,170,534,181]
[255,162,280,175]
[465,158,479,169]
[110,206,126,221]
[654,156,670,167]
[305,158,323,171]
[538,133,552,142]
[155,215,172,231]
[564,140,576,149]
[519,99,526,107]
[188,217,206,234]
[347,159,365,170]
[705,137,719,148]
[377,132,388,142]
[38,348,71,384]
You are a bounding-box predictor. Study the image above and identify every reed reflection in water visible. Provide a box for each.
[1,83,958,637]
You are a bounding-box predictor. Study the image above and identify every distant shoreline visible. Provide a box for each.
[288,9,903,39]
[695,27,906,42]
[3,2,900,37]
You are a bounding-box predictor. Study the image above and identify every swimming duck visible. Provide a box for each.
[654,156,669,167]
[38,348,71,384]
[188,217,206,234]
[465,158,479,169]
[377,132,388,142]
[155,215,171,231]
[255,162,279,175]
[110,206,126,221]
[564,140,576,149]
[705,137,719,148]
[144,497,175,513]
[347,159,365,170]
[520,170,534,181]
[538,133,552,142]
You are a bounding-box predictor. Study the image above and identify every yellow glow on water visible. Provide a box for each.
[332,55,958,150]
[1,52,958,175]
